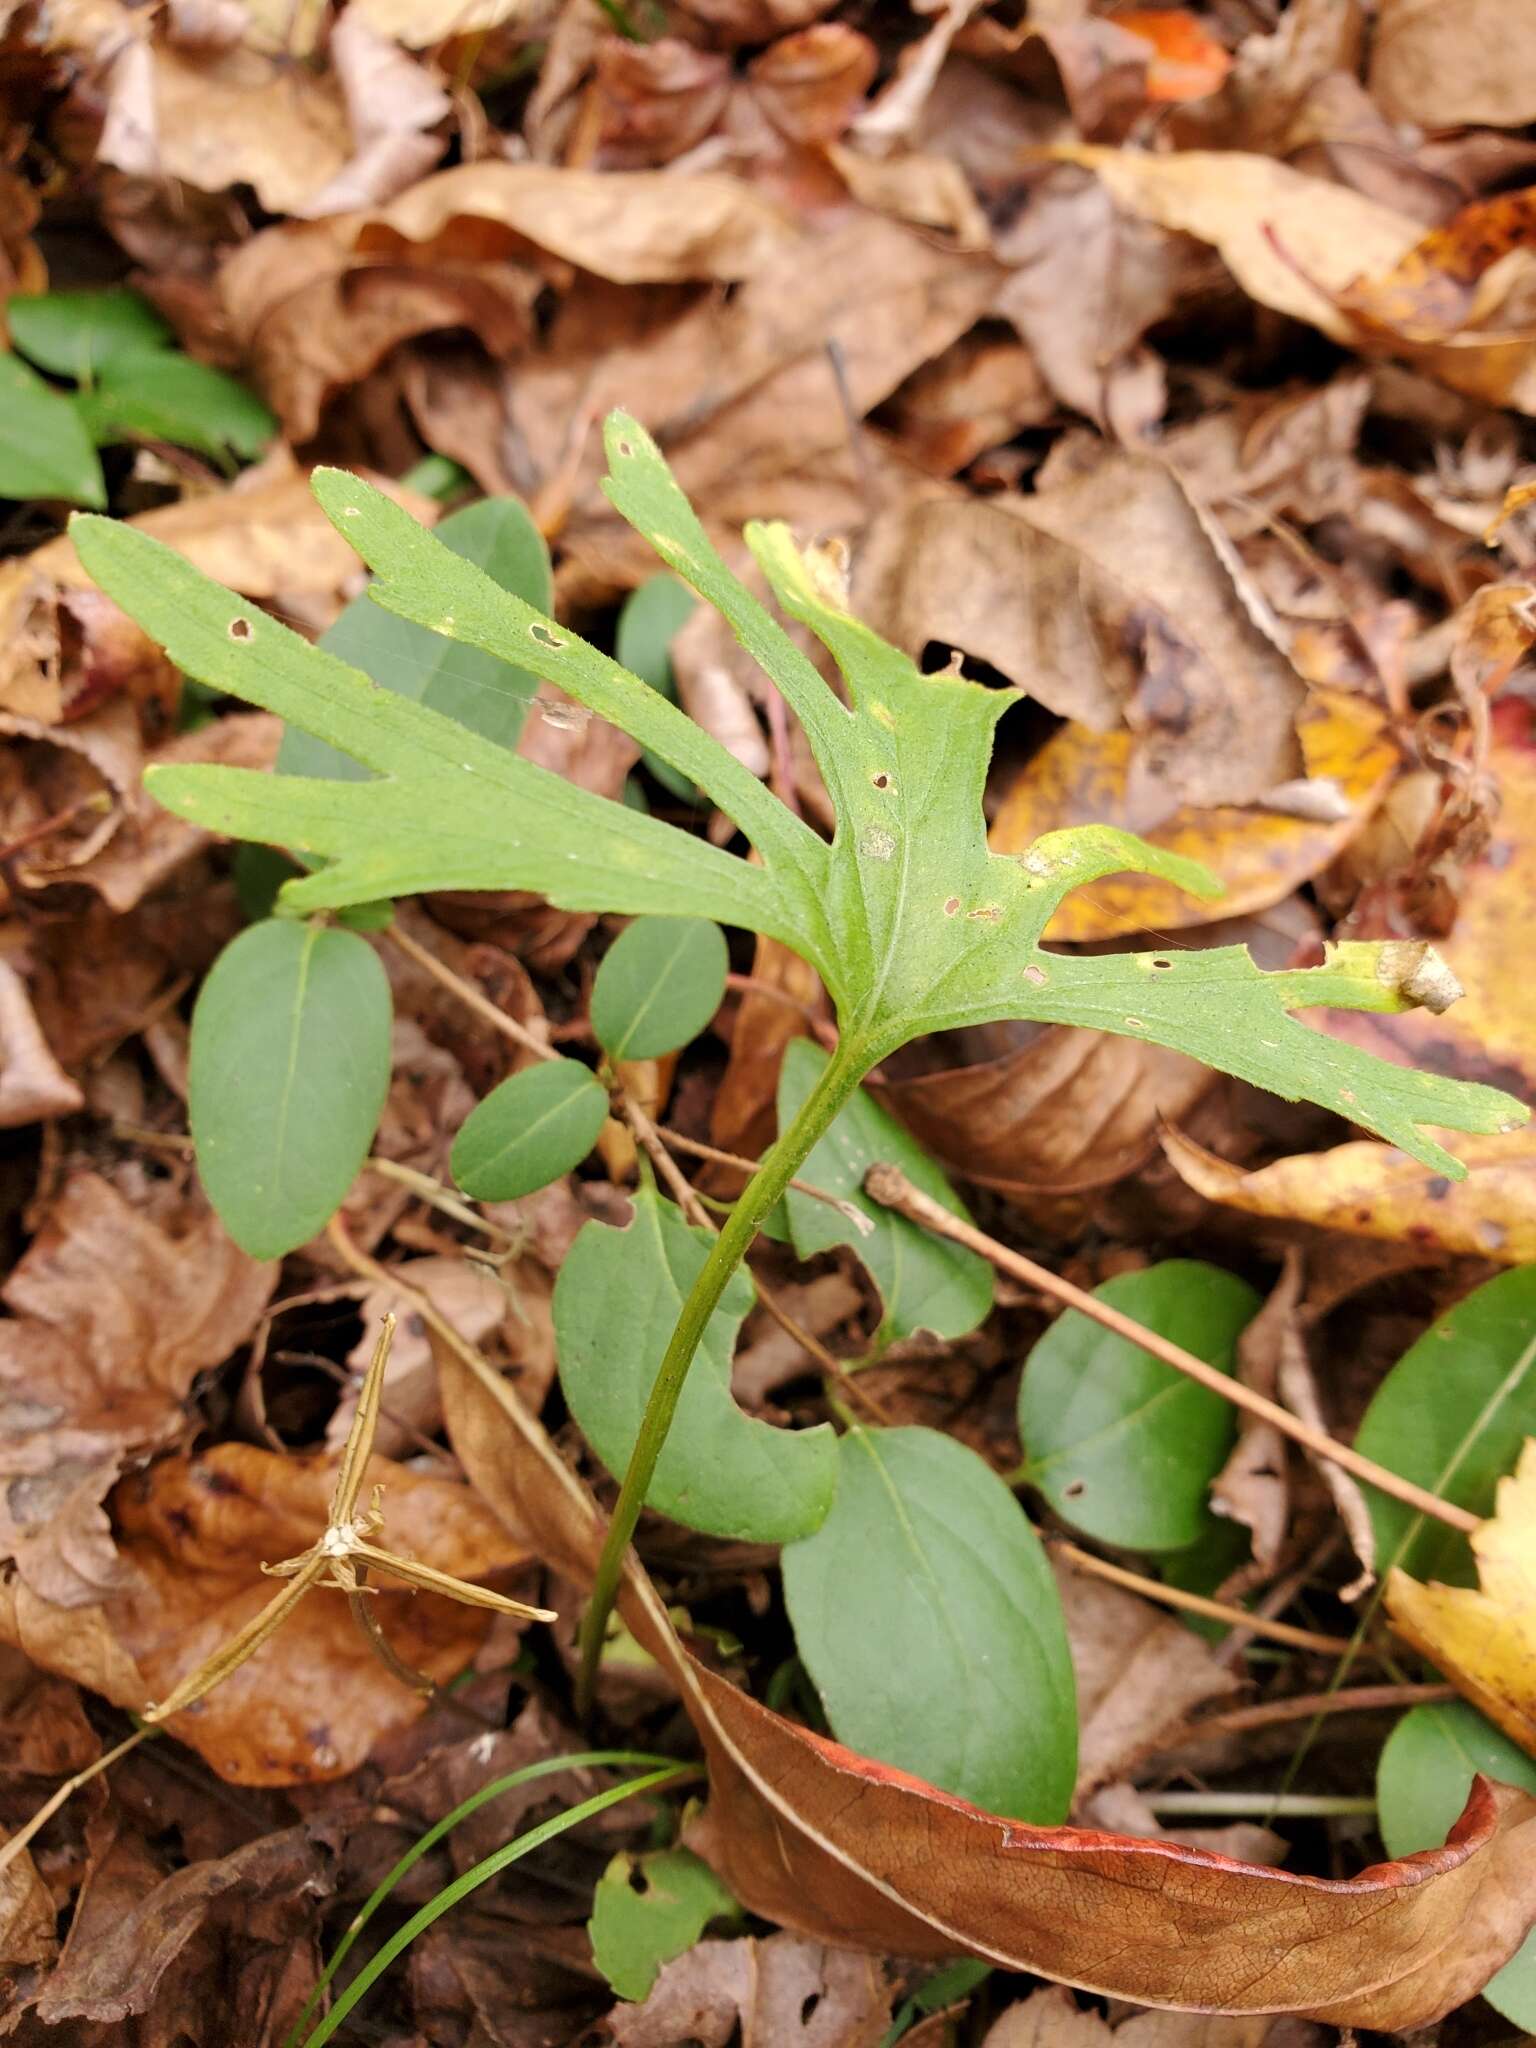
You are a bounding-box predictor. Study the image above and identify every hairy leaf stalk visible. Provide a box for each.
[576,1030,871,1711]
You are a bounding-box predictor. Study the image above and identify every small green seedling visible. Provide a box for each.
[2,288,274,504]
[72,411,1529,1753]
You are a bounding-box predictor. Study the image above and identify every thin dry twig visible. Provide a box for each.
[1184,1682,1456,1742]
[866,1164,1479,1537]
[385,922,554,1064]
[1052,1539,1352,1656]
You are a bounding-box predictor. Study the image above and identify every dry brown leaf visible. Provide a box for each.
[1387,1438,1536,1757]
[363,159,797,284]
[991,163,1191,438]
[0,1173,276,1606]
[435,1324,1536,2027]
[348,0,538,41]
[1061,144,1536,414]
[0,1833,58,1973]
[881,330,1052,478]
[748,24,878,146]
[0,958,84,1128]
[590,36,733,169]
[1369,0,1536,130]
[857,454,1304,809]
[291,11,451,219]
[984,1987,1311,2048]
[1162,1125,1536,1265]
[29,1811,328,2032]
[69,711,280,914]
[869,1023,1211,1203]
[95,1443,535,1784]
[1056,1556,1238,1797]
[327,1254,512,1457]
[990,689,1396,943]
[0,697,143,890]
[100,41,352,215]
[609,1933,895,2048]
[825,143,990,248]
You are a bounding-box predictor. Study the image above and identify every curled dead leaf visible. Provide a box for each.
[0,959,84,1128]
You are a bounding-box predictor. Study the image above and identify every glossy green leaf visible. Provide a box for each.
[589,1848,737,2002]
[1355,1265,1536,1587]
[8,289,171,381]
[591,916,728,1062]
[280,495,554,784]
[78,350,276,460]
[0,353,104,507]
[72,414,1531,1173]
[778,1037,992,1343]
[1378,1701,1536,2031]
[616,572,699,802]
[555,1186,836,1542]
[1019,1261,1259,1552]
[188,918,392,1259]
[782,1425,1077,1821]
[451,1058,608,1201]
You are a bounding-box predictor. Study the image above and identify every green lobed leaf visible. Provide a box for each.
[1019,1261,1259,1552]
[615,572,700,802]
[78,350,276,459]
[1355,1265,1536,1586]
[554,1185,837,1542]
[781,1425,1077,1821]
[589,1848,738,2002]
[451,1058,608,1201]
[591,916,728,1062]
[8,289,171,381]
[1378,1701,1536,2031]
[189,918,392,1258]
[280,493,552,782]
[0,353,104,507]
[71,413,1532,1175]
[778,1037,993,1344]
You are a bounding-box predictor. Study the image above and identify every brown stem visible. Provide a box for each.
[866,1165,1479,1538]
[1051,1539,1351,1656]
[1185,1681,1456,1742]
[385,923,553,1064]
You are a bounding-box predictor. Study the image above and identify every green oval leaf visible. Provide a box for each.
[0,353,104,507]
[616,573,699,803]
[1019,1261,1260,1552]
[451,1058,608,1201]
[189,918,392,1259]
[778,1036,993,1344]
[591,916,728,1062]
[782,1425,1077,1821]
[589,1848,737,2003]
[1378,1700,1536,2031]
[1355,1266,1536,1586]
[8,289,171,381]
[555,1185,836,1542]
[280,493,553,782]
[81,350,276,460]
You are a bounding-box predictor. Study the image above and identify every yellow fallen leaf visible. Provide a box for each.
[1161,1125,1536,1265]
[1388,1440,1536,1760]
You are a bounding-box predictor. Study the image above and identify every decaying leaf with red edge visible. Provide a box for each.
[430,1317,1536,2029]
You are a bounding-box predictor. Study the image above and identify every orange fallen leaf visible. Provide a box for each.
[990,688,1395,943]
[1103,9,1232,103]
[1388,1439,1536,1758]
[1336,188,1536,344]
[433,1321,1536,2029]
